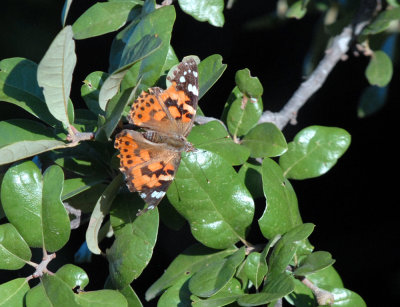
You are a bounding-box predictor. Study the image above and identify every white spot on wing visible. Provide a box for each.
[179,76,186,83]
[151,190,166,199]
[140,193,147,199]
[188,84,198,96]
[193,71,198,77]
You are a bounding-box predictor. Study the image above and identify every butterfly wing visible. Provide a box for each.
[114,129,180,212]
[128,57,199,137]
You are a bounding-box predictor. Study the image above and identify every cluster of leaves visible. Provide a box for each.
[0,0,371,306]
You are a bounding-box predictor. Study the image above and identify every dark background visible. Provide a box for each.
[1,0,398,305]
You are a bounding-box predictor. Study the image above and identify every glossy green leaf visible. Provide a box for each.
[191,278,243,307]
[0,224,31,270]
[238,161,263,199]
[41,165,71,251]
[198,54,227,99]
[267,224,315,280]
[160,45,179,75]
[157,275,192,307]
[107,192,159,288]
[237,273,295,306]
[225,87,263,138]
[365,50,393,87]
[37,26,76,129]
[279,126,351,180]
[242,123,287,158]
[146,244,237,301]
[362,7,400,35]
[0,57,58,126]
[307,265,344,290]
[285,278,314,307]
[168,150,254,249]
[286,1,307,19]
[294,251,335,276]
[72,1,142,39]
[119,6,176,89]
[76,290,128,306]
[189,247,245,297]
[41,274,79,307]
[235,69,263,98]
[244,252,268,289]
[25,284,52,307]
[119,285,143,307]
[259,158,302,239]
[0,278,30,307]
[98,34,161,110]
[189,121,250,165]
[56,264,89,290]
[331,288,366,307]
[86,174,123,254]
[81,71,108,116]
[178,0,224,27]
[1,162,70,250]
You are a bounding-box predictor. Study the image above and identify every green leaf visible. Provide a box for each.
[267,224,315,280]
[244,252,268,289]
[41,165,71,251]
[81,71,108,116]
[191,278,243,307]
[76,290,128,307]
[330,288,366,307]
[0,57,58,126]
[157,276,192,307]
[1,162,70,251]
[118,5,176,89]
[198,54,227,99]
[86,174,123,254]
[237,273,295,306]
[62,177,104,201]
[0,278,30,307]
[146,244,237,301]
[118,285,143,307]
[37,26,76,129]
[98,34,161,110]
[189,247,246,297]
[235,69,263,98]
[286,278,314,307]
[238,161,263,199]
[168,150,254,249]
[294,251,335,276]
[178,0,224,27]
[225,87,263,138]
[362,7,400,35]
[0,119,67,166]
[41,274,79,307]
[0,224,31,270]
[307,265,344,290]
[107,192,159,288]
[286,1,307,19]
[365,50,393,87]
[279,126,351,180]
[242,123,287,158]
[56,264,89,290]
[258,158,303,240]
[72,1,143,39]
[158,198,186,231]
[358,85,388,118]
[25,284,52,307]
[189,121,250,165]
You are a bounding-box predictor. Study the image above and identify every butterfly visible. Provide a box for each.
[114,57,199,215]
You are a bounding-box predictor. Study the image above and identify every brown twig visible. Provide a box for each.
[26,251,56,281]
[299,276,335,305]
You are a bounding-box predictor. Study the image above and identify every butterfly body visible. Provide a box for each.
[114,57,199,214]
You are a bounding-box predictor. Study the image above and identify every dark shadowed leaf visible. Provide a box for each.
[37,26,76,129]
[146,244,237,301]
[0,224,31,270]
[238,161,263,199]
[198,54,227,99]
[294,251,335,276]
[168,150,254,249]
[279,126,351,179]
[81,71,108,116]
[362,7,400,35]
[0,57,58,126]
[72,1,143,39]
[358,85,388,118]
[244,252,268,289]
[107,192,159,288]
[157,276,192,307]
